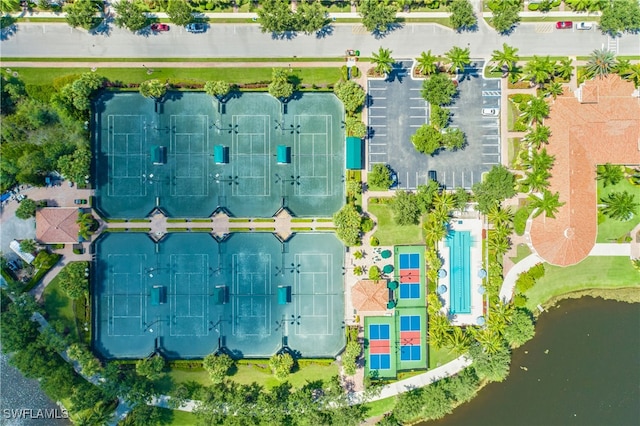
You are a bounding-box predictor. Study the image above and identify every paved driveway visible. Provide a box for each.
[367,60,501,190]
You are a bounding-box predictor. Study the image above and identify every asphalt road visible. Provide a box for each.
[1,21,639,58]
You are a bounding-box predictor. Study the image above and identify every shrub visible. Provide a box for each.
[361,217,375,233]
[528,4,539,10]
[513,293,528,308]
[341,65,349,81]
[202,353,234,384]
[528,263,545,280]
[370,236,380,246]
[369,265,381,280]
[511,93,524,103]
[513,206,530,236]
[269,353,294,380]
[515,271,535,293]
[351,66,361,78]
[342,340,361,376]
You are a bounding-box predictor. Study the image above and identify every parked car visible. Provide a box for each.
[74,199,88,205]
[428,170,437,182]
[556,21,573,29]
[482,108,500,116]
[185,23,206,33]
[576,21,593,30]
[150,23,170,32]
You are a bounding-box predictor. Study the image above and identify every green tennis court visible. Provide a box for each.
[93,232,345,359]
[94,92,344,219]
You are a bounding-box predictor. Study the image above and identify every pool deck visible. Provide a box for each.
[438,217,485,326]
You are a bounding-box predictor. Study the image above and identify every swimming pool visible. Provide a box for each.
[446,230,471,315]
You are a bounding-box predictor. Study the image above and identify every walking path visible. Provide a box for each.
[499,253,543,302]
[588,243,632,256]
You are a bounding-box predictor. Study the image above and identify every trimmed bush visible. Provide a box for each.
[528,4,539,10]
[513,206,530,236]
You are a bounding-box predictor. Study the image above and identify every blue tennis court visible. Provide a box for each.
[399,253,420,269]
[446,230,472,314]
[399,315,421,361]
[398,255,421,300]
[368,324,391,370]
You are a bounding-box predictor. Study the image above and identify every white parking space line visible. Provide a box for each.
[410,88,421,91]
[409,97,424,100]
[482,152,500,156]
[371,124,387,127]
[369,106,387,109]
[444,106,459,109]
[483,143,500,147]
[482,162,499,165]
[369,143,387,146]
[369,115,386,118]
[372,134,387,137]
[409,125,423,128]
[369,87,387,90]
[409,116,426,118]
[409,106,427,109]
[372,97,387,100]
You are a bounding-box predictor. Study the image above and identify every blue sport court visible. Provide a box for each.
[398,253,421,299]
[446,230,472,315]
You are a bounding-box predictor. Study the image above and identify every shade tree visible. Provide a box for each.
[114,0,148,32]
[392,190,421,226]
[334,80,366,115]
[368,163,393,190]
[64,0,101,30]
[334,203,362,246]
[57,261,89,299]
[15,197,37,219]
[504,308,536,348]
[268,68,294,102]
[202,353,235,383]
[449,0,477,32]
[166,0,194,26]
[421,73,457,106]
[471,165,517,214]
[139,79,167,100]
[359,0,397,33]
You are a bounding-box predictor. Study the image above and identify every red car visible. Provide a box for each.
[555,21,573,29]
[151,23,170,32]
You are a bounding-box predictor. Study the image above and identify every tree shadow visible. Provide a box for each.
[315,24,334,39]
[386,62,406,83]
[89,18,112,37]
[271,30,298,40]
[0,16,18,41]
[372,22,404,39]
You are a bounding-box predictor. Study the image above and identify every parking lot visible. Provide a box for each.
[367,60,501,189]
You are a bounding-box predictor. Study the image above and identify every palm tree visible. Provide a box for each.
[506,63,523,84]
[444,46,471,74]
[490,43,519,73]
[568,0,591,11]
[523,55,555,87]
[585,49,616,79]
[531,148,555,171]
[488,231,511,255]
[424,215,447,247]
[522,166,552,193]
[620,63,640,87]
[487,204,514,228]
[445,327,472,355]
[543,81,564,100]
[428,313,451,349]
[613,58,631,74]
[530,190,565,219]
[433,191,455,213]
[77,213,96,241]
[600,191,639,221]
[471,328,504,354]
[524,125,551,149]
[371,46,395,75]
[596,163,624,187]
[415,50,438,76]
[521,96,549,126]
[554,58,574,81]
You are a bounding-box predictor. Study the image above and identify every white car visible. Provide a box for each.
[576,22,593,30]
[482,108,500,116]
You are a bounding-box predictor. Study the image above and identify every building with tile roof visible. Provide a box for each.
[36,207,80,244]
[529,75,640,266]
[351,280,389,314]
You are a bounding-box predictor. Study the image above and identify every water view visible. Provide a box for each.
[0,349,70,426]
[429,297,640,426]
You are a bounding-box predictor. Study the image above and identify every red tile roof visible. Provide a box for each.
[352,280,389,312]
[530,75,640,266]
[36,208,79,244]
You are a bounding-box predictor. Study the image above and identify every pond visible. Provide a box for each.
[428,298,640,426]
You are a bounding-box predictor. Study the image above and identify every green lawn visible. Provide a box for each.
[159,408,199,426]
[12,67,341,87]
[361,395,397,417]
[428,344,458,369]
[42,273,79,341]
[596,178,640,243]
[508,137,521,167]
[166,361,338,391]
[524,256,640,310]
[509,244,532,264]
[507,100,519,132]
[368,204,424,246]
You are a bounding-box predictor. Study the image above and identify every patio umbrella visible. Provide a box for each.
[437,285,447,294]
[381,250,392,259]
[438,269,447,278]
[476,316,486,326]
[478,285,486,295]
[382,264,394,274]
[478,269,487,279]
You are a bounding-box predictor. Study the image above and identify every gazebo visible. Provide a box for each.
[36,208,80,244]
[351,280,390,314]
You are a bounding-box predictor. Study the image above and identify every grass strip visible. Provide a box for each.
[229,218,251,223]
[166,218,188,223]
[128,218,151,222]
[291,218,313,223]
[166,228,188,232]
[252,218,274,223]
[10,67,341,86]
[1,56,348,63]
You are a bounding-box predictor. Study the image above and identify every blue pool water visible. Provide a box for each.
[446,230,471,314]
